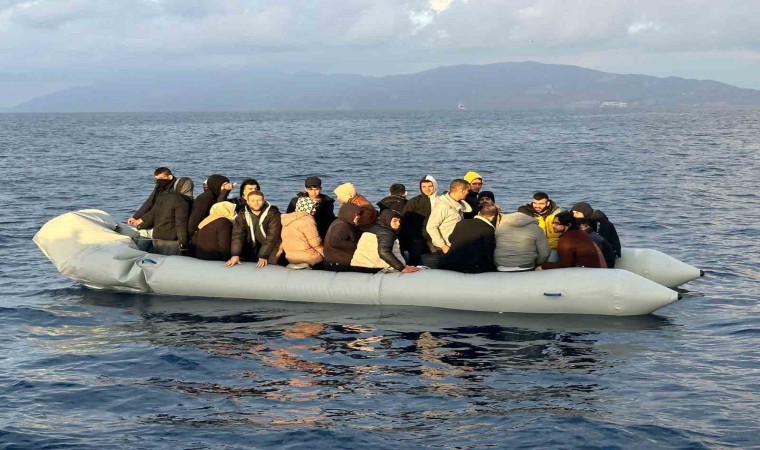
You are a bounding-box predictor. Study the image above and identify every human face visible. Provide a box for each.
[532,198,550,214]
[246,195,265,212]
[306,186,321,200]
[155,173,172,182]
[469,178,483,193]
[390,217,401,231]
[420,181,435,196]
[551,219,566,233]
[479,197,494,206]
[242,184,259,198]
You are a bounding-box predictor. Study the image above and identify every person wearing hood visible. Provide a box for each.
[351,209,420,273]
[226,191,282,268]
[462,171,484,219]
[286,176,336,240]
[377,184,408,214]
[323,203,363,272]
[527,191,564,251]
[136,177,194,256]
[128,167,187,226]
[280,197,325,268]
[579,219,616,269]
[538,212,607,270]
[494,205,551,271]
[571,202,621,258]
[400,175,438,266]
[193,201,237,261]
[189,174,233,237]
[333,182,377,231]
[441,204,498,273]
[229,179,260,214]
[425,179,472,266]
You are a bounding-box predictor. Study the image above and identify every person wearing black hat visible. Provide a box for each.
[571,202,621,258]
[286,176,336,240]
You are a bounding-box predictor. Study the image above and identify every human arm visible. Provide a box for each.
[534,227,551,265]
[425,205,447,250]
[376,229,405,271]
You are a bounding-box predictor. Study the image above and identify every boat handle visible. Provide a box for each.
[543,293,562,297]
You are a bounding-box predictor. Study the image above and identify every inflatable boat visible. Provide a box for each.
[34,210,703,316]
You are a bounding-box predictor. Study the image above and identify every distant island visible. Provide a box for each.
[10,61,760,112]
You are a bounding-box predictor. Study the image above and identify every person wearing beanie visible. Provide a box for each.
[538,211,607,270]
[377,183,408,214]
[400,175,438,265]
[188,174,233,237]
[571,202,621,258]
[136,177,194,256]
[462,171,484,219]
[425,179,472,268]
[350,209,419,273]
[193,201,237,261]
[441,204,498,274]
[286,176,336,240]
[334,182,377,231]
[280,197,325,268]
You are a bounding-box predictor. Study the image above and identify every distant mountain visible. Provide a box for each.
[11,62,760,112]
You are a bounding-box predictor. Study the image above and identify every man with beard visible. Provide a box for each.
[537,212,607,270]
[226,191,282,268]
[286,176,336,240]
[400,175,438,266]
[528,191,564,251]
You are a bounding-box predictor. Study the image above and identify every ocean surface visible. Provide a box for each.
[0,109,758,449]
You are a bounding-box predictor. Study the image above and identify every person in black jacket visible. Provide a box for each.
[400,175,438,266]
[188,174,232,237]
[350,209,419,274]
[571,202,622,258]
[229,179,260,214]
[193,201,237,261]
[323,203,363,272]
[226,191,282,268]
[136,177,194,256]
[377,184,407,214]
[441,204,498,273]
[286,176,336,240]
[580,219,616,268]
[128,167,183,225]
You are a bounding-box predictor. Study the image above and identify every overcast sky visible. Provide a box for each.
[1,0,759,107]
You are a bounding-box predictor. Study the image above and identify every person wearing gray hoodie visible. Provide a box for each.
[494,206,551,271]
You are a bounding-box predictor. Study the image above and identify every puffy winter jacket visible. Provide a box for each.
[280,212,324,266]
[324,203,362,267]
[494,212,551,269]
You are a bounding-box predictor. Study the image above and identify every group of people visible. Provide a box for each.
[128,168,621,274]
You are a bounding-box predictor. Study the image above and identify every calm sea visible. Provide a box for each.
[0,110,758,449]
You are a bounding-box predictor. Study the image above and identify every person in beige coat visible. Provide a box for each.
[280,197,325,268]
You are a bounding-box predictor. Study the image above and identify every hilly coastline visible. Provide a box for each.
[11,61,760,112]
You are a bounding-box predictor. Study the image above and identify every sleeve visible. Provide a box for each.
[304,218,323,253]
[534,227,551,265]
[133,189,157,219]
[187,194,210,236]
[175,200,190,247]
[327,224,356,252]
[138,208,155,230]
[231,214,247,257]
[376,230,405,271]
[542,236,575,269]
[600,221,622,257]
[425,205,447,249]
[484,231,497,271]
[286,197,297,214]
[258,211,282,259]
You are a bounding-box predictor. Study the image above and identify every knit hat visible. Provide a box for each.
[295,197,319,215]
[479,191,495,202]
[305,176,322,188]
[333,182,356,202]
[571,202,594,218]
[463,171,483,184]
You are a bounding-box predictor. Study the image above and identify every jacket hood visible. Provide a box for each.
[463,171,483,184]
[334,183,356,202]
[500,212,536,228]
[175,177,194,198]
[589,210,609,221]
[571,202,594,218]
[198,201,236,229]
[337,203,362,224]
[281,211,310,227]
[206,174,230,197]
[377,208,401,229]
[419,175,438,197]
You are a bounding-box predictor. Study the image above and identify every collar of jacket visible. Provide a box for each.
[475,215,495,229]
[245,203,271,239]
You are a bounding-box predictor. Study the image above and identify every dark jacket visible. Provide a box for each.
[400,193,433,249]
[231,203,282,261]
[377,195,407,215]
[441,217,496,273]
[588,210,621,258]
[324,203,362,267]
[138,190,192,247]
[133,177,181,219]
[286,192,336,240]
[463,191,480,219]
[588,230,615,269]
[542,229,607,269]
[188,174,230,236]
[193,217,233,261]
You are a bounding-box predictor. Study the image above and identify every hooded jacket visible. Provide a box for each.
[351,209,405,271]
[193,201,236,261]
[138,177,194,247]
[188,174,230,236]
[231,202,282,261]
[463,171,483,219]
[441,215,496,274]
[286,192,336,240]
[588,210,621,258]
[400,175,438,250]
[377,195,407,215]
[494,212,551,269]
[323,203,362,267]
[280,211,324,266]
[531,200,563,250]
[426,192,472,251]
[334,183,377,230]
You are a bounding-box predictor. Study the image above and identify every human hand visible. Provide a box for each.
[127,217,138,225]
[221,182,233,191]
[534,266,543,271]
[224,256,241,267]
[256,258,268,268]
[441,245,450,254]
[401,266,420,273]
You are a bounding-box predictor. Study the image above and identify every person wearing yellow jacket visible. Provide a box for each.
[529,191,563,250]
